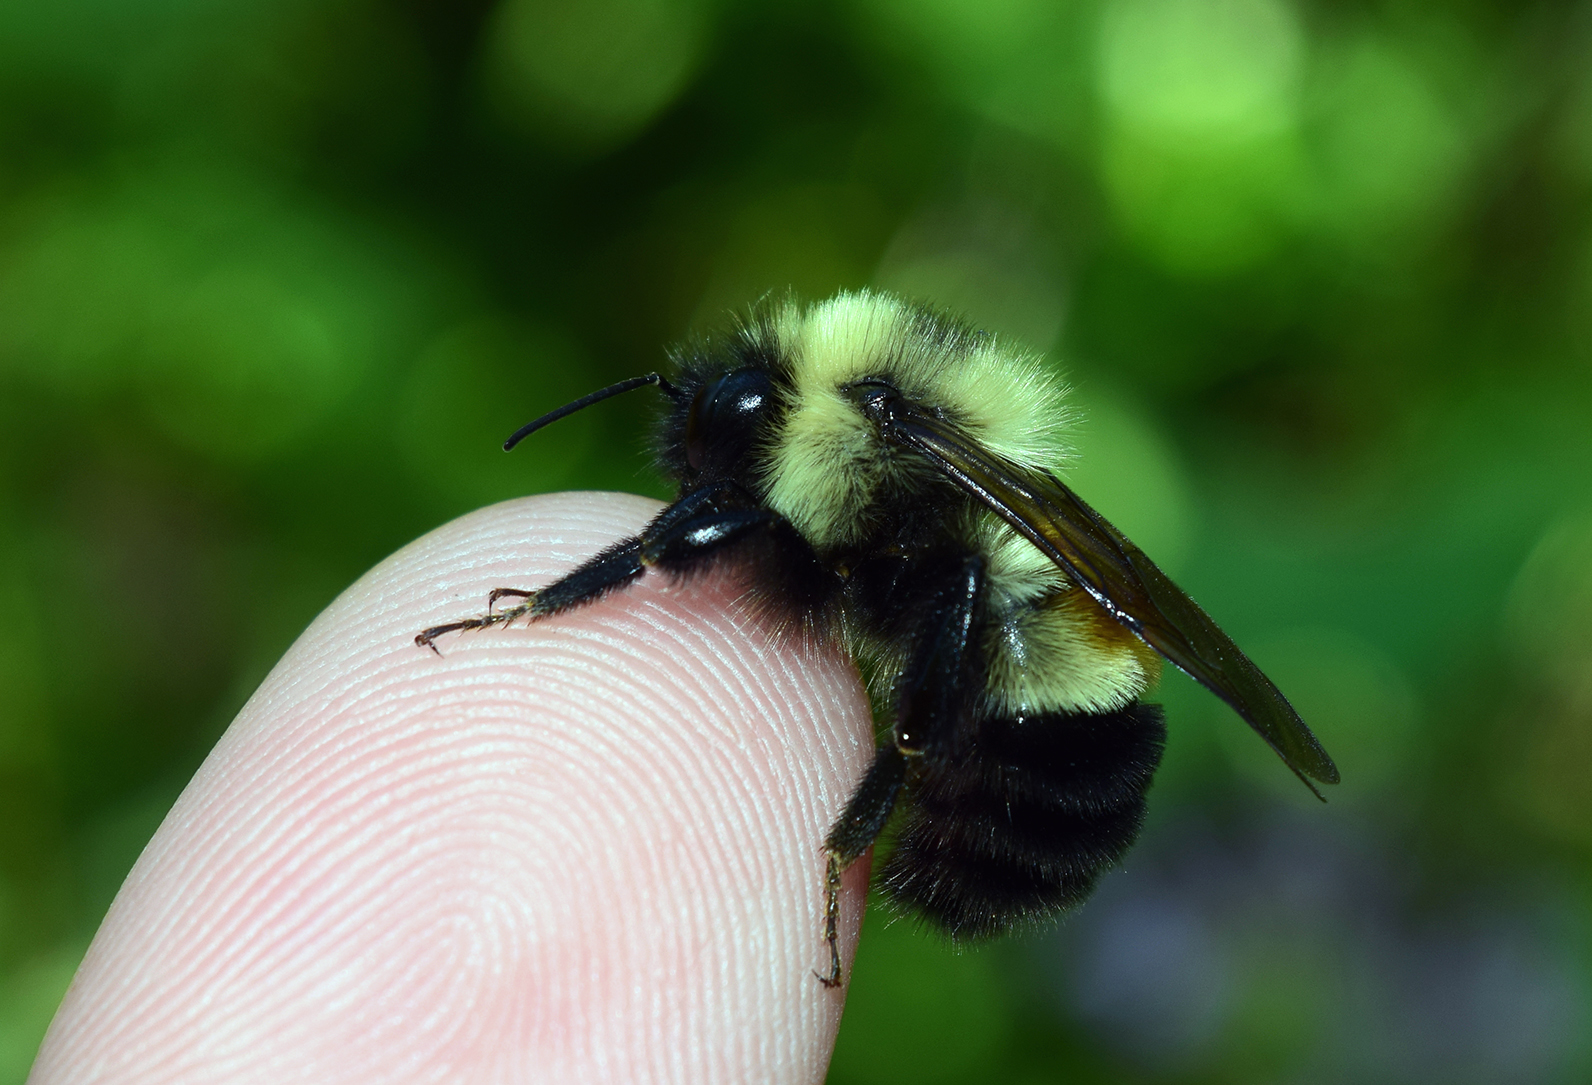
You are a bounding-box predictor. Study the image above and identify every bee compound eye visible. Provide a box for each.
[684,368,772,472]
[848,379,896,420]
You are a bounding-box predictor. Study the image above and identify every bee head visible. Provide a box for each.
[683,367,776,476]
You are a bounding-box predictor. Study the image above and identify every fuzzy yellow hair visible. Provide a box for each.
[761,291,1072,549]
[751,290,1157,713]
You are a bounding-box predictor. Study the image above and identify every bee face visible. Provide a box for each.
[420,289,1338,987]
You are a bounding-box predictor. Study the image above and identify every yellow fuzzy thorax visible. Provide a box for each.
[754,290,1157,715]
[760,291,1072,549]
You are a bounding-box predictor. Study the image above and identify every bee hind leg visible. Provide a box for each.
[817,744,907,987]
[809,551,989,983]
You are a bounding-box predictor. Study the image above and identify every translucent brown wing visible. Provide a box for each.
[883,401,1339,797]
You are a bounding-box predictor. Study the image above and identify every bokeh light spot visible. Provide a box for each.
[1308,32,1468,252]
[484,0,714,148]
[1504,508,1592,691]
[0,165,424,464]
[1096,0,1308,274]
[1500,510,1592,846]
[849,0,1087,142]
[1098,0,1304,141]
[1062,388,1193,574]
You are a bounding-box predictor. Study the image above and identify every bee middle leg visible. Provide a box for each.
[891,554,986,756]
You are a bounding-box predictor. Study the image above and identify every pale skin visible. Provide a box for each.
[29,492,875,1084]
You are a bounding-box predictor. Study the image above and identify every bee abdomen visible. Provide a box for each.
[879,703,1166,940]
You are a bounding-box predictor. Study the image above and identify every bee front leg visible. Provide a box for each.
[414,534,644,652]
[414,482,780,651]
[530,483,755,619]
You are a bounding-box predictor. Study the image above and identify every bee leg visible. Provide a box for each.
[525,536,646,617]
[817,744,907,987]
[414,587,542,649]
[519,482,760,618]
[487,587,534,613]
[413,536,644,652]
[893,554,987,757]
[415,593,546,651]
[807,554,988,983]
[414,482,792,649]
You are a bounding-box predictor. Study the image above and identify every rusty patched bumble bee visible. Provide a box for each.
[417,291,1339,986]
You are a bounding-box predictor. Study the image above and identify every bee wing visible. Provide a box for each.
[886,404,1340,796]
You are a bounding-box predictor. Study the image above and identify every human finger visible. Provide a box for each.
[30,491,875,1084]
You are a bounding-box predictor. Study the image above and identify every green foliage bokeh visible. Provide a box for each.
[4,0,1592,1080]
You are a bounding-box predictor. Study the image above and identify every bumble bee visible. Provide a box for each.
[416,290,1339,987]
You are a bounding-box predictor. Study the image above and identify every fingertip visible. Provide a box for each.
[33,492,874,1085]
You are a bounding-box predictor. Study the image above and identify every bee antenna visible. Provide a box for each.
[503,372,680,452]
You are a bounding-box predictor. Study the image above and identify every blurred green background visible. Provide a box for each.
[3,0,1592,1080]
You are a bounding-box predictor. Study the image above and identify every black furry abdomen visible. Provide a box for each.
[880,702,1167,939]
